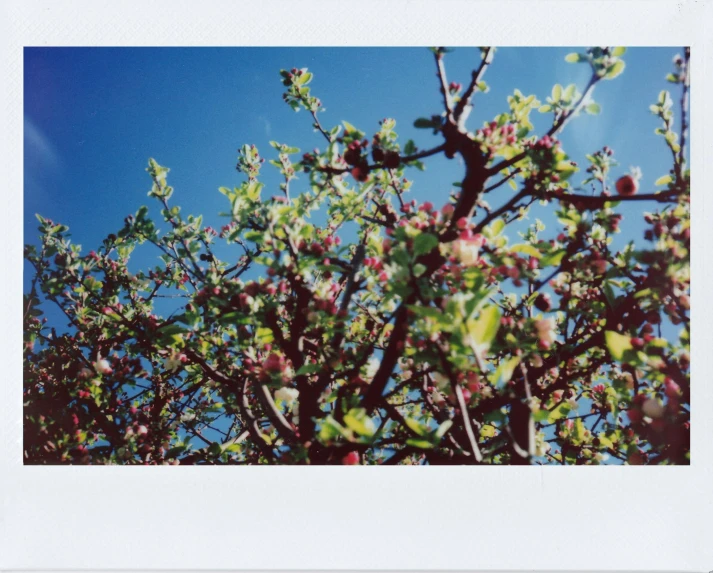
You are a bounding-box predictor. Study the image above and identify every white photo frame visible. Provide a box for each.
[2,1,711,571]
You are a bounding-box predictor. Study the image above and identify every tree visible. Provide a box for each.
[23,47,690,465]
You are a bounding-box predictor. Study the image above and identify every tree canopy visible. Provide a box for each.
[23,47,690,465]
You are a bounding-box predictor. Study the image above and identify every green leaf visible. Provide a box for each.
[413,233,439,257]
[547,403,572,424]
[605,330,633,361]
[488,218,505,237]
[572,418,585,444]
[434,420,453,440]
[491,356,521,386]
[654,174,673,186]
[342,120,358,135]
[540,250,566,268]
[319,417,350,443]
[538,105,552,113]
[479,425,497,438]
[404,417,430,437]
[511,243,542,258]
[551,84,562,102]
[585,102,601,115]
[255,327,274,344]
[597,434,614,448]
[633,287,652,299]
[296,363,322,376]
[467,305,501,350]
[533,409,550,423]
[414,118,438,129]
[604,60,626,80]
[565,52,583,63]
[603,281,617,308]
[406,305,443,320]
[156,324,185,336]
[611,47,627,57]
[165,445,189,459]
[343,408,376,437]
[406,438,435,449]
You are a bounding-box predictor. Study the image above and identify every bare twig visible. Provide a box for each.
[453,47,494,123]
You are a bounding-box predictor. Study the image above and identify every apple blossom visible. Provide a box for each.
[275,387,300,406]
[94,359,112,375]
[641,398,665,419]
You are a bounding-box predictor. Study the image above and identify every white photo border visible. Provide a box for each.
[2,0,712,570]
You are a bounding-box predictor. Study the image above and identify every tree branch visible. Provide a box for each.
[453,47,494,123]
[434,49,454,119]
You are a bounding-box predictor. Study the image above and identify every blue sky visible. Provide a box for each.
[24,46,684,305]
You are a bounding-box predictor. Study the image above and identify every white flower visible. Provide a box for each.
[566,397,578,411]
[452,239,480,266]
[365,358,381,381]
[432,372,450,390]
[534,431,550,457]
[275,387,299,406]
[642,398,665,419]
[164,352,187,372]
[95,359,112,375]
[180,410,196,422]
[535,440,551,457]
[535,318,557,344]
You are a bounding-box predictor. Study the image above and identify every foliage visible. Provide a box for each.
[23,48,690,465]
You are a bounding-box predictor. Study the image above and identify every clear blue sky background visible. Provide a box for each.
[24,46,684,308]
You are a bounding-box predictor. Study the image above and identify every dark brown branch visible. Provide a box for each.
[550,188,682,207]
[362,305,410,412]
[484,168,521,194]
[434,49,454,119]
[453,47,494,122]
[435,343,483,463]
[473,187,529,234]
[255,383,296,437]
[676,46,690,183]
[316,144,447,176]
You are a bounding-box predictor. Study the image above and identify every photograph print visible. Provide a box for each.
[23,46,690,465]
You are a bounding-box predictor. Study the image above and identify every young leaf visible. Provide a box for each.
[605,331,633,361]
[654,174,673,186]
[413,233,439,257]
[467,305,501,350]
[343,408,376,437]
[491,356,521,386]
[511,243,542,258]
[604,60,626,80]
